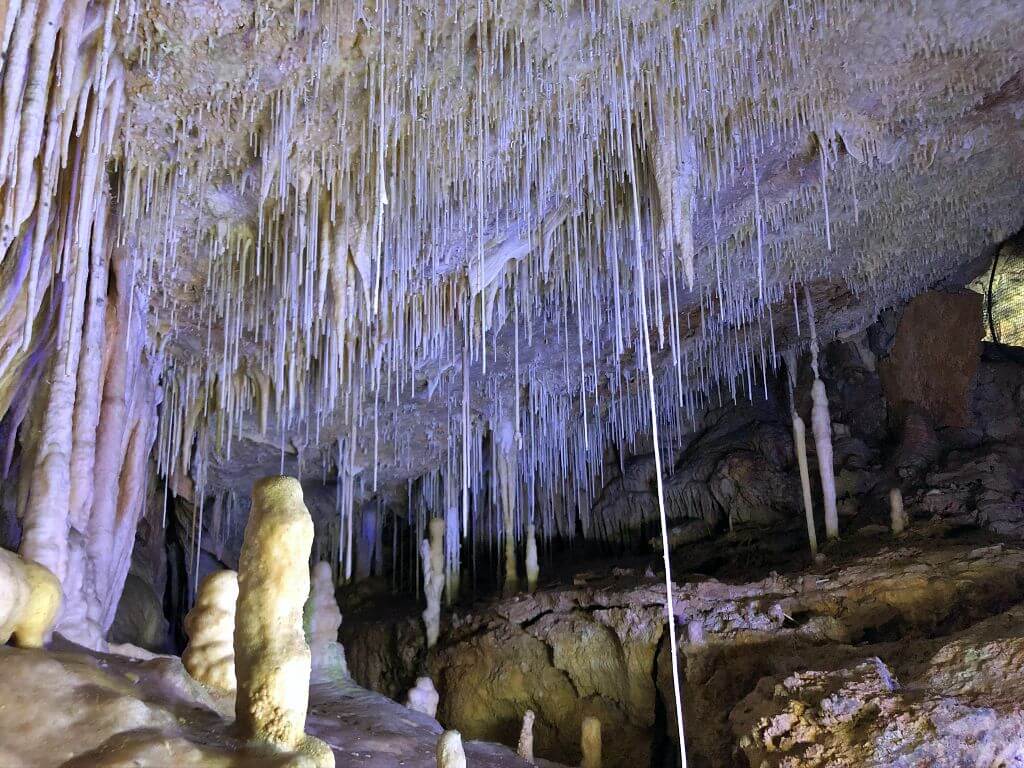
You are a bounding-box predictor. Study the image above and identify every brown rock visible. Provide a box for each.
[879,291,983,429]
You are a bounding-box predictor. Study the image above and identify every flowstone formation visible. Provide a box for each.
[0,548,61,648]
[182,569,238,696]
[234,477,334,768]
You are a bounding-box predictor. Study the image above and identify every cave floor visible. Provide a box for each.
[0,641,545,768]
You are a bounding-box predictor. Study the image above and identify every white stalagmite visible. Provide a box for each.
[495,419,519,594]
[792,413,818,557]
[581,716,602,768]
[811,379,839,541]
[525,523,539,594]
[304,560,349,681]
[183,570,238,696]
[437,730,466,768]
[889,488,907,535]
[421,517,445,648]
[234,476,334,768]
[517,710,535,763]
[405,676,440,718]
[805,287,839,542]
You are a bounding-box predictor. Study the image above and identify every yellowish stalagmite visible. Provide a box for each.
[0,547,61,648]
[889,487,907,535]
[182,570,238,696]
[581,716,602,768]
[234,476,334,768]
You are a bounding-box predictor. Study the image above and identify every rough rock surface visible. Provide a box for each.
[731,606,1024,767]
[345,540,1024,768]
[879,291,983,429]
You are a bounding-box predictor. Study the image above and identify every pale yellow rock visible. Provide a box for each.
[183,570,238,695]
[581,716,602,768]
[0,547,61,648]
[235,476,334,768]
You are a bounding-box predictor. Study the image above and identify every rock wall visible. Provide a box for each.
[878,290,983,429]
[344,541,1024,768]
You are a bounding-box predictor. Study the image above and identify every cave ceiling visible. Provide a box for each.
[117,0,1024,507]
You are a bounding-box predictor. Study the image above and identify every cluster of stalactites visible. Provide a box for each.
[0,0,157,649]
[123,0,1020,558]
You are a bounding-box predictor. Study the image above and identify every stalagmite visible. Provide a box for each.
[518,710,536,763]
[421,517,445,648]
[792,414,818,557]
[581,716,602,768]
[304,561,348,681]
[437,730,466,768]
[890,488,908,535]
[811,380,839,541]
[234,477,334,768]
[805,288,839,542]
[495,419,519,595]
[0,548,61,648]
[686,619,705,646]
[525,523,539,594]
[183,570,238,696]
[405,676,440,718]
